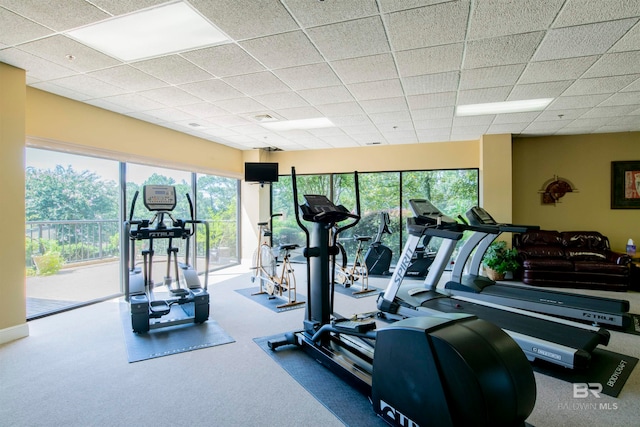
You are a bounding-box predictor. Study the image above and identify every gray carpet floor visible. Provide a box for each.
[2,263,640,427]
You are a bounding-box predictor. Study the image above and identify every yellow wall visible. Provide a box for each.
[0,64,28,340]
[26,88,243,178]
[269,140,479,175]
[512,132,640,251]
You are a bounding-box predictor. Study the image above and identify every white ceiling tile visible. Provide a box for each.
[282,0,379,27]
[457,86,511,105]
[179,79,244,102]
[139,86,203,106]
[519,56,599,84]
[274,106,323,120]
[412,107,455,121]
[240,31,323,69]
[0,48,76,80]
[213,97,268,114]
[533,19,637,61]
[273,63,341,90]
[386,2,470,50]
[298,86,354,105]
[44,74,127,98]
[316,102,365,117]
[145,108,197,123]
[17,35,120,72]
[396,43,464,77]
[307,16,389,61]
[407,92,457,109]
[464,32,544,69]
[369,111,412,124]
[460,64,525,90]
[580,105,639,118]
[0,7,52,45]
[611,21,640,52]
[88,65,166,91]
[453,115,495,127]
[223,72,290,96]
[1,0,109,31]
[205,115,254,127]
[177,102,229,118]
[467,0,563,40]
[507,80,573,100]
[600,91,640,107]
[29,81,91,101]
[89,0,169,16]
[101,93,166,111]
[583,51,640,78]
[253,91,309,110]
[190,0,298,40]
[487,123,529,134]
[132,55,213,85]
[330,54,398,84]
[552,0,640,27]
[492,112,542,124]
[414,118,453,130]
[360,97,408,114]
[402,72,460,95]
[379,0,451,13]
[546,94,611,110]
[341,124,380,135]
[622,76,640,92]
[534,108,589,121]
[348,79,404,101]
[328,115,373,127]
[181,44,265,78]
[416,128,451,142]
[563,75,639,96]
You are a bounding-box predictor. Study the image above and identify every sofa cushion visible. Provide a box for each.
[565,249,607,261]
[519,245,565,258]
[523,258,574,271]
[516,230,562,246]
[573,261,629,275]
[561,231,610,251]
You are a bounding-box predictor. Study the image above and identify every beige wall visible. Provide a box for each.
[26,88,243,179]
[0,64,28,340]
[512,132,640,251]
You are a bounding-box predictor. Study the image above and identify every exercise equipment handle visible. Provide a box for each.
[129,190,139,222]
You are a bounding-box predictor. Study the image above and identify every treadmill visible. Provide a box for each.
[377,199,610,370]
[444,206,631,329]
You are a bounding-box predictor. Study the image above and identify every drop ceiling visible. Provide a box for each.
[1,0,639,151]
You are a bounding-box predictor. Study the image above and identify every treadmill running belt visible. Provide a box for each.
[424,298,606,353]
[481,283,629,313]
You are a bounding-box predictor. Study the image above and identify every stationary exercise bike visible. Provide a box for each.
[124,185,210,333]
[268,168,536,427]
[332,231,374,296]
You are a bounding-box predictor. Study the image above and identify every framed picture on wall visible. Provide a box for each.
[611,160,640,209]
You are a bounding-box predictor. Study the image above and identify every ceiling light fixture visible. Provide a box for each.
[260,117,335,131]
[455,98,553,116]
[66,2,229,61]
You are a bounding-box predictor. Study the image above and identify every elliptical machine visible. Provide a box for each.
[364,211,393,276]
[124,185,210,333]
[268,168,536,427]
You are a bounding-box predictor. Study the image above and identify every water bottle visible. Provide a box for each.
[627,239,636,257]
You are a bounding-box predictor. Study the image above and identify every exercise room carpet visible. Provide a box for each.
[254,334,387,427]
[333,282,380,298]
[235,287,306,313]
[532,348,637,397]
[119,302,235,363]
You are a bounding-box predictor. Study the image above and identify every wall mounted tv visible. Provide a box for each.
[244,162,279,183]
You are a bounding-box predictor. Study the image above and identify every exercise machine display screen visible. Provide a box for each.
[466,206,497,225]
[409,199,456,225]
[302,195,337,214]
[143,185,177,211]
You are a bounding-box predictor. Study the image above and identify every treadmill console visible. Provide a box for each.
[300,194,356,224]
[466,206,497,226]
[143,185,177,212]
[409,199,457,225]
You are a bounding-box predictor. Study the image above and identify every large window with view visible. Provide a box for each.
[271,169,478,271]
[25,148,240,320]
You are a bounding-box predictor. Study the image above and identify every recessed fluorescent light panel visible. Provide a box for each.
[260,118,335,131]
[456,98,553,116]
[66,2,229,61]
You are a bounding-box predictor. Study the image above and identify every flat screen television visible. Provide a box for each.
[244,162,279,183]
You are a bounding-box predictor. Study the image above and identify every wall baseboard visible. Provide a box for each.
[0,322,29,345]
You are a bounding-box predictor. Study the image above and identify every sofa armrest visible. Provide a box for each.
[610,252,632,265]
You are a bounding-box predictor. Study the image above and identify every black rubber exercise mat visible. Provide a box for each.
[119,302,235,362]
[234,287,306,313]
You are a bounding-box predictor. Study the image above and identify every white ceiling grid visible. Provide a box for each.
[0,0,638,151]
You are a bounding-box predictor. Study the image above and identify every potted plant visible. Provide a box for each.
[482,241,520,281]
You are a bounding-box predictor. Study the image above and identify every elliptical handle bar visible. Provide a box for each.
[128,190,139,223]
[291,166,312,321]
